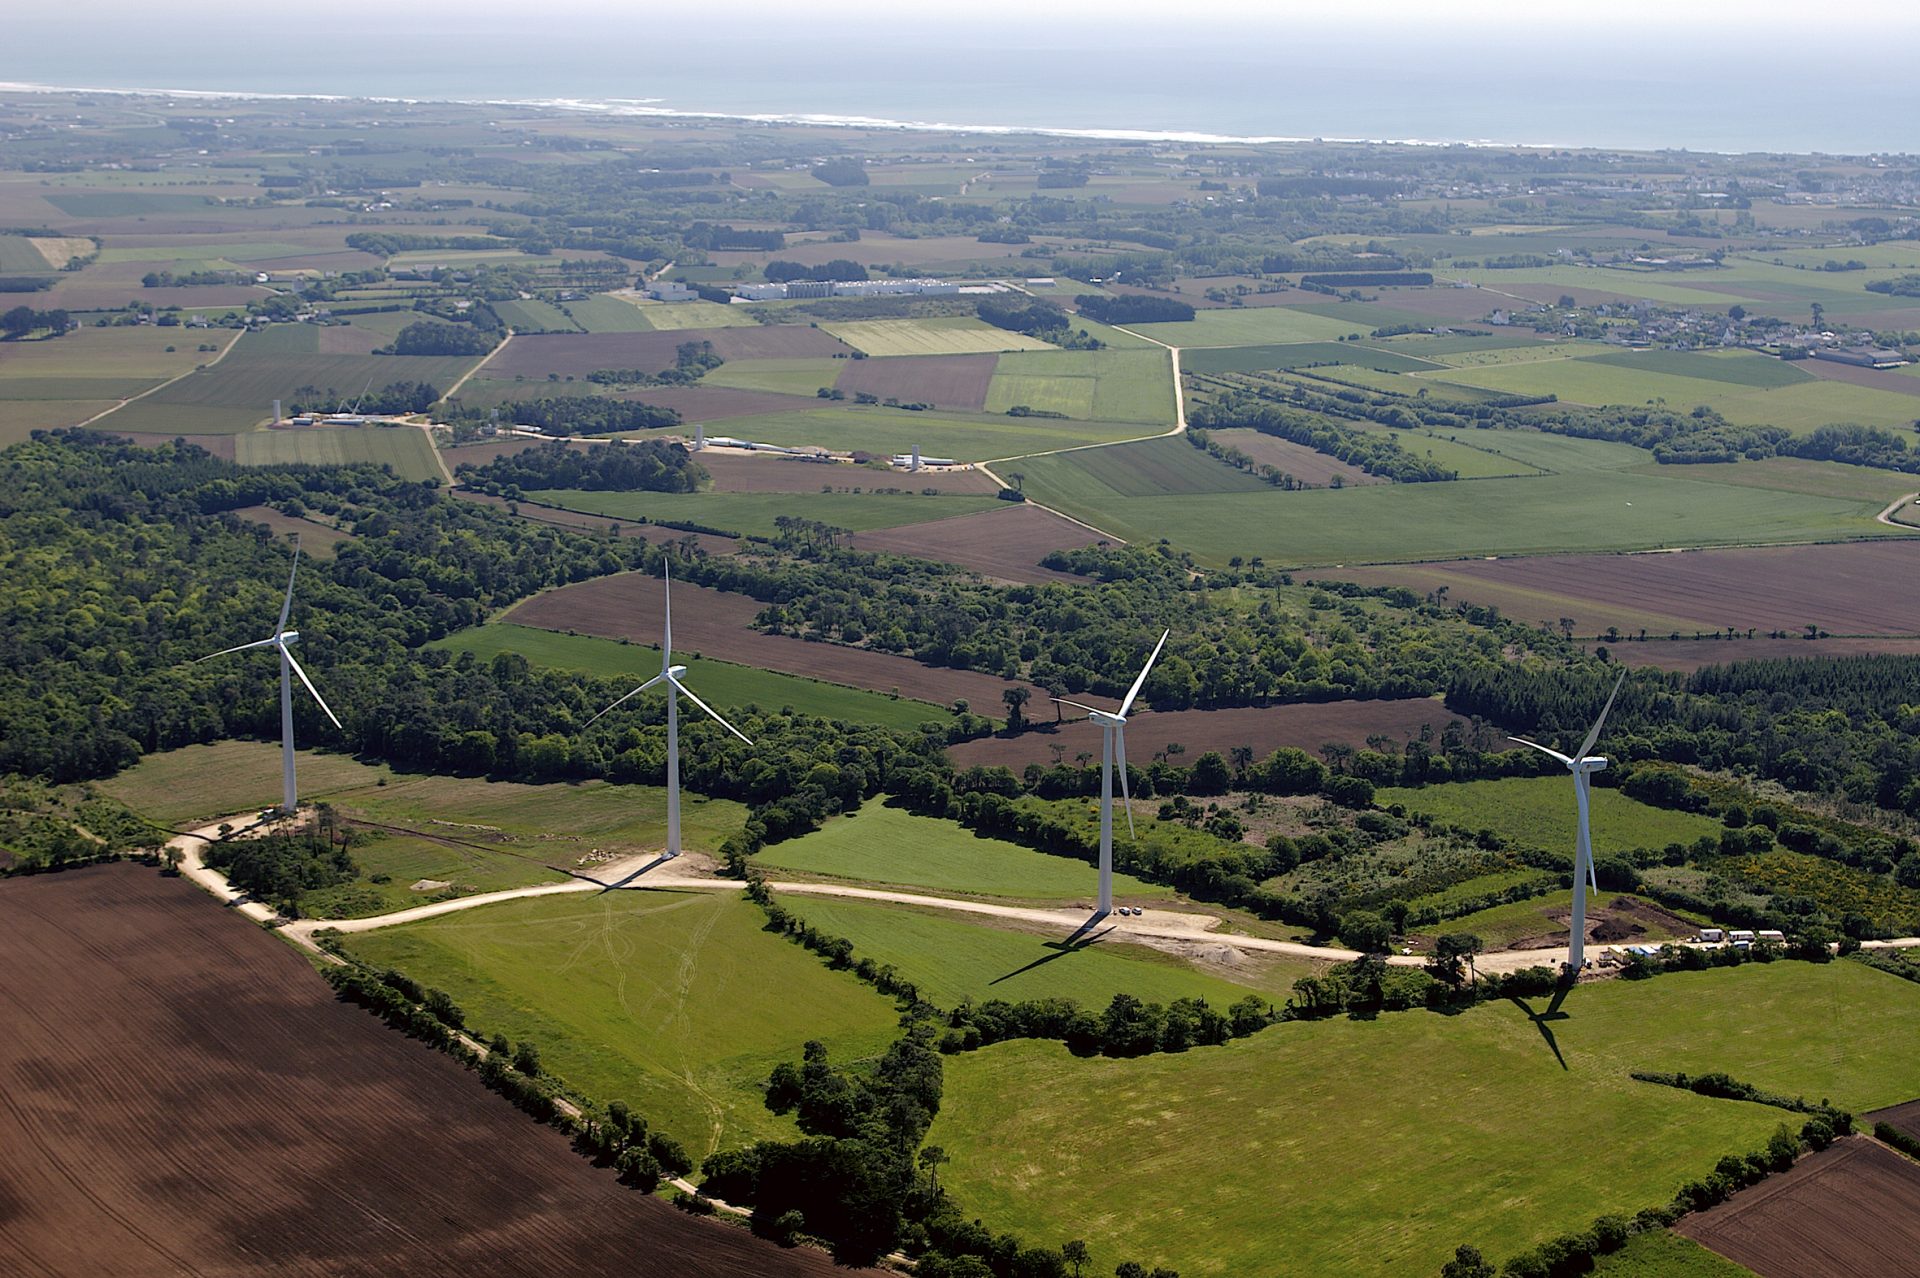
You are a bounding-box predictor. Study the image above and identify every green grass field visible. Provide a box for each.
[490,298,581,332]
[299,830,570,918]
[1591,1231,1756,1277]
[983,348,1175,424]
[755,800,1171,901]
[523,487,1002,537]
[704,357,845,396]
[99,741,392,825]
[1016,436,1912,567]
[1129,307,1358,348]
[637,300,758,330]
[822,317,1057,357]
[705,404,1150,461]
[430,623,952,730]
[779,893,1298,1007]
[1041,434,1267,497]
[234,425,442,482]
[563,295,659,333]
[931,961,1920,1278]
[342,890,901,1155]
[1379,777,1727,857]
[1184,342,1444,375]
[1584,349,1814,389]
[92,327,482,434]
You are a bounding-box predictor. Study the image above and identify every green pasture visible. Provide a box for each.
[562,295,657,333]
[822,316,1057,357]
[682,405,1152,461]
[298,830,569,919]
[99,741,394,825]
[342,890,901,1155]
[1591,1231,1756,1278]
[1384,428,1550,479]
[1380,774,1718,856]
[704,357,845,396]
[1015,439,1910,566]
[1184,342,1446,375]
[1305,365,1502,401]
[633,300,758,330]
[522,486,1000,537]
[234,425,442,482]
[1445,266,1750,307]
[1065,316,1163,350]
[430,623,952,730]
[1044,434,1267,497]
[755,799,1171,901]
[491,298,580,332]
[779,893,1298,1008]
[1623,457,1920,504]
[931,961,1920,1278]
[1128,306,1357,348]
[1584,349,1813,389]
[983,348,1176,423]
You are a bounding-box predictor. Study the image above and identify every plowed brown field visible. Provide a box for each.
[0,864,863,1278]
[509,571,1036,707]
[1608,635,1920,673]
[834,354,997,410]
[1207,429,1383,486]
[851,503,1098,583]
[949,698,1466,770]
[486,328,851,379]
[1675,1137,1920,1278]
[1866,1098,1920,1145]
[1326,540,1920,639]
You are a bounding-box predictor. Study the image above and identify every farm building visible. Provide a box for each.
[1813,346,1909,369]
[733,278,961,301]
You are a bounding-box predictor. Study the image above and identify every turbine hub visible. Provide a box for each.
[1579,755,1609,772]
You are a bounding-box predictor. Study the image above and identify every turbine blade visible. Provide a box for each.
[1577,668,1629,761]
[1116,724,1135,839]
[662,560,673,668]
[1117,629,1170,718]
[196,635,279,662]
[586,682,650,727]
[1051,697,1104,716]
[668,675,752,745]
[1589,852,1599,894]
[278,540,301,634]
[281,644,342,730]
[1508,736,1574,766]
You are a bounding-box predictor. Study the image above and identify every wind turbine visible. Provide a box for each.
[1053,629,1169,917]
[1509,668,1627,975]
[589,563,751,858]
[197,538,343,816]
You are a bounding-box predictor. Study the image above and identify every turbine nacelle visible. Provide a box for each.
[279,629,300,646]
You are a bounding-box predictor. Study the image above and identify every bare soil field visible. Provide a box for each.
[1865,1098,1920,1145]
[452,490,740,555]
[1326,541,1920,639]
[699,451,997,495]
[1797,358,1920,398]
[851,503,1098,583]
[949,699,1466,771]
[1208,428,1384,486]
[1675,1137,1920,1278]
[0,864,861,1278]
[834,354,997,410]
[486,328,851,378]
[509,571,1034,707]
[1608,636,1920,673]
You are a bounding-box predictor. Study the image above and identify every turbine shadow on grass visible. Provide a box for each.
[1510,984,1574,1071]
[579,853,676,892]
[988,924,1115,986]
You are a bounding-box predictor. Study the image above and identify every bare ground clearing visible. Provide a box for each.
[1206,428,1384,486]
[834,354,998,411]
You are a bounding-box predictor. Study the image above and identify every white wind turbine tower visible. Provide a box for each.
[1053,629,1169,916]
[1509,668,1627,974]
[589,563,751,858]
[197,538,343,816]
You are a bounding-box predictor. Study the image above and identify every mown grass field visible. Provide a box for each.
[1128,306,1357,347]
[561,294,658,333]
[821,317,1057,357]
[691,405,1149,461]
[523,487,1002,538]
[342,891,901,1155]
[1591,1230,1757,1277]
[703,357,845,396]
[636,300,758,330]
[0,326,243,441]
[779,893,1300,1007]
[234,425,441,483]
[983,348,1176,423]
[1046,434,1267,497]
[100,741,392,825]
[490,298,580,332]
[755,800,1171,901]
[931,961,1920,1278]
[1016,438,1911,567]
[1183,341,1444,375]
[429,623,953,730]
[300,830,568,918]
[1379,777,1729,857]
